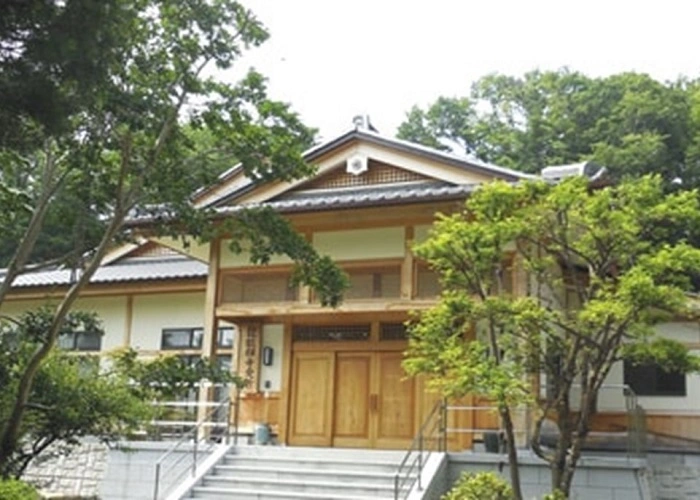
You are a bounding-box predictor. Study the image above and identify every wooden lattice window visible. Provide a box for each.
[416,263,441,298]
[304,161,430,190]
[344,266,401,300]
[292,324,370,342]
[379,323,408,341]
[220,272,297,303]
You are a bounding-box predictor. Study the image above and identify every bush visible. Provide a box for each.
[443,471,513,500]
[0,479,40,500]
[543,490,567,500]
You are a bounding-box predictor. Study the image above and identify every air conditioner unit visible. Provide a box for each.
[346,154,368,176]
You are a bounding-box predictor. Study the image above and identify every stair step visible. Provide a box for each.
[202,475,395,495]
[213,464,396,484]
[190,485,395,499]
[230,445,404,462]
[223,454,399,473]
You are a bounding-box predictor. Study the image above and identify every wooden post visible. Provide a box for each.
[401,226,415,300]
[197,239,220,435]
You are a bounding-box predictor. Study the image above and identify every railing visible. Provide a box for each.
[152,390,240,500]
[393,399,446,500]
[444,405,530,452]
[571,383,647,459]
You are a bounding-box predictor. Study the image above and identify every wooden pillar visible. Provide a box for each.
[278,320,293,444]
[123,294,134,348]
[197,239,220,430]
[401,226,415,300]
[236,322,262,428]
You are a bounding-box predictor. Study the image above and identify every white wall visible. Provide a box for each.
[596,322,700,412]
[313,227,404,261]
[1,296,127,352]
[258,324,283,392]
[75,296,128,351]
[219,239,293,267]
[128,292,206,351]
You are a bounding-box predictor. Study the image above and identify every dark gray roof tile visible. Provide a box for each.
[7,256,207,289]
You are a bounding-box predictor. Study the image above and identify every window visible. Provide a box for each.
[217,326,235,348]
[379,323,408,341]
[57,331,101,351]
[161,328,203,350]
[292,324,370,342]
[220,273,297,303]
[624,361,687,396]
[344,266,401,300]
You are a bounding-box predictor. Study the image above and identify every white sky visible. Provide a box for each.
[236,0,700,140]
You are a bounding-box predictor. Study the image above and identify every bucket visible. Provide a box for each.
[254,422,271,445]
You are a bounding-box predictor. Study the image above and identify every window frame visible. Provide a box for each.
[161,328,204,350]
[57,331,102,352]
[623,360,687,397]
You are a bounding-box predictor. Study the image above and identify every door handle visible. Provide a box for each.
[369,394,378,412]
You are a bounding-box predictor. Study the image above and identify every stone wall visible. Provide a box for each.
[22,441,212,500]
[648,453,700,500]
[442,452,652,500]
[24,443,107,499]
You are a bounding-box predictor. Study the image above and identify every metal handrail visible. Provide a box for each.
[152,389,240,500]
[393,399,446,500]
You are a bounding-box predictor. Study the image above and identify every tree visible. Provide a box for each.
[397,70,700,188]
[404,176,700,498]
[0,308,239,478]
[0,0,347,473]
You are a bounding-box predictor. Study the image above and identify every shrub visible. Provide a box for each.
[543,490,567,500]
[0,479,40,500]
[443,471,513,500]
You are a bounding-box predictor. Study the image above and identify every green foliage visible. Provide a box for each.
[398,69,700,188]
[405,176,700,497]
[0,478,39,500]
[0,0,346,475]
[442,472,513,500]
[0,309,243,478]
[0,0,320,267]
[109,348,246,401]
[542,491,567,500]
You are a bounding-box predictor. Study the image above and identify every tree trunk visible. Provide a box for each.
[500,407,524,500]
[0,215,122,476]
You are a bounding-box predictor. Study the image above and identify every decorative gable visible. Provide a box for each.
[299,159,433,191]
[128,241,180,258]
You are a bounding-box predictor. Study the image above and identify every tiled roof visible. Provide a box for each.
[6,255,207,289]
[196,129,533,208]
[215,181,482,216]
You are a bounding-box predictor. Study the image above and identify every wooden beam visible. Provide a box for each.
[202,238,221,359]
[215,299,436,319]
[278,319,293,445]
[124,295,134,348]
[197,237,221,431]
[401,226,415,300]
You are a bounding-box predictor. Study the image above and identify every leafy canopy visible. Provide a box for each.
[405,175,700,497]
[398,70,700,188]
[0,308,239,478]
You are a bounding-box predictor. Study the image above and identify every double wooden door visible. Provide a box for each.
[289,350,415,448]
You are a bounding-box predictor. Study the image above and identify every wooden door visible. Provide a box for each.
[374,351,415,449]
[288,351,335,446]
[333,353,372,447]
[289,350,420,449]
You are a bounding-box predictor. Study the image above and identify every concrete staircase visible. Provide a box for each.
[187,445,405,499]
